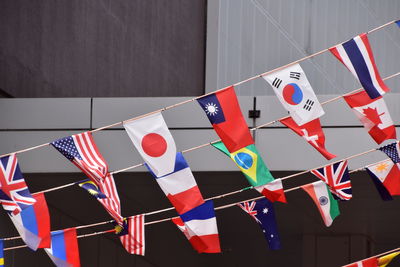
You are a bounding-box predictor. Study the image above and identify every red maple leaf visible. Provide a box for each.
[362,107,384,125]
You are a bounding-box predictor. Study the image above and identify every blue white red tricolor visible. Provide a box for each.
[329,33,390,99]
[9,192,51,250]
[44,228,80,267]
[0,154,36,215]
[311,160,352,201]
[174,200,221,253]
[51,132,108,184]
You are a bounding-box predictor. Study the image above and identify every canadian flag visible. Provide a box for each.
[343,90,396,144]
[280,117,336,160]
[123,112,177,177]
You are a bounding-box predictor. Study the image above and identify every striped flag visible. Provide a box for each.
[44,228,80,267]
[78,173,123,225]
[120,215,145,256]
[329,33,390,99]
[302,181,340,227]
[51,132,108,184]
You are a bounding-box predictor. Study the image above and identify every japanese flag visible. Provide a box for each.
[262,63,324,126]
[124,112,177,177]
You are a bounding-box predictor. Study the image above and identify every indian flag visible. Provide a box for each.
[302,181,340,227]
[212,141,274,187]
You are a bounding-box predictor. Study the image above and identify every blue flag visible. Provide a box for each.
[0,239,4,266]
[396,20,400,28]
[238,198,281,250]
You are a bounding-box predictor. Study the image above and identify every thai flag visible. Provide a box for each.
[51,132,108,184]
[175,200,221,253]
[8,192,51,250]
[329,33,390,99]
[44,228,80,267]
[147,152,205,215]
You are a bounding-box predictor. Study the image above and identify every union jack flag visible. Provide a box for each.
[238,201,260,223]
[51,131,108,184]
[0,154,36,214]
[311,160,352,201]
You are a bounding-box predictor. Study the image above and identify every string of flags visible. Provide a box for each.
[342,248,400,267]
[0,19,399,266]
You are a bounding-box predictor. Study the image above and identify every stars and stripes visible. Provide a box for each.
[0,154,36,215]
[311,160,352,201]
[238,201,261,223]
[329,33,390,99]
[379,142,400,164]
[120,215,145,256]
[51,132,108,184]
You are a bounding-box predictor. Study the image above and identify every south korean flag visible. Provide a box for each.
[262,63,324,126]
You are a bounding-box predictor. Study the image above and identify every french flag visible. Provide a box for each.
[8,192,51,250]
[176,200,221,253]
[330,33,390,99]
[147,152,205,215]
[254,179,287,203]
[44,228,80,267]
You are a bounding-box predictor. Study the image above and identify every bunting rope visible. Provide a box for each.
[28,71,400,197]
[342,247,400,267]
[0,19,397,159]
[2,157,393,249]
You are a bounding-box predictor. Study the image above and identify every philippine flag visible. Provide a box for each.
[175,200,221,253]
[366,160,400,201]
[44,228,80,267]
[329,33,390,99]
[147,152,204,215]
[9,192,51,250]
[123,112,177,177]
[343,90,396,144]
[197,86,254,153]
[262,64,324,126]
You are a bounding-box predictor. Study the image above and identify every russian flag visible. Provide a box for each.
[44,228,80,267]
[147,152,205,215]
[8,192,50,250]
[177,200,221,253]
[329,33,390,99]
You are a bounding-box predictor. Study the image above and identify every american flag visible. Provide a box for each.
[120,215,145,256]
[78,173,123,225]
[238,201,261,223]
[379,142,400,164]
[0,154,36,214]
[311,160,352,201]
[51,132,108,184]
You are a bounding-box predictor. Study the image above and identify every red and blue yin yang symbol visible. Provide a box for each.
[282,83,303,105]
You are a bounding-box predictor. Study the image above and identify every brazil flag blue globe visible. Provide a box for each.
[212,141,275,187]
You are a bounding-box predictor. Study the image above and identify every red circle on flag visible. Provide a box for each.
[141,133,167,157]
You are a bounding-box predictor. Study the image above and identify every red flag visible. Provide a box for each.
[280,117,336,160]
[347,257,378,267]
[197,86,254,153]
[343,90,396,144]
[254,179,287,203]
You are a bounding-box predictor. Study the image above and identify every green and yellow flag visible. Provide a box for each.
[212,141,274,186]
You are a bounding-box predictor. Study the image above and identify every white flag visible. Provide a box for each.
[262,64,324,125]
[123,112,177,177]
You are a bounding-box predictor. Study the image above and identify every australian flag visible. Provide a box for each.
[238,198,281,250]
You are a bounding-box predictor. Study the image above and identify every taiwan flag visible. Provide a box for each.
[343,90,396,144]
[280,117,336,160]
[197,86,254,153]
[44,228,80,267]
[8,192,51,250]
[123,112,177,177]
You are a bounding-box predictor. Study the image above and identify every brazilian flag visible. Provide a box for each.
[212,141,274,187]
